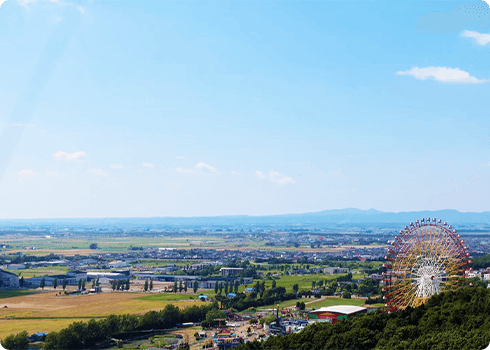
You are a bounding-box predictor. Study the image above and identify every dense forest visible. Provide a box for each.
[237,287,490,350]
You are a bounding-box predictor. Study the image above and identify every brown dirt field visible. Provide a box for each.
[0,291,197,319]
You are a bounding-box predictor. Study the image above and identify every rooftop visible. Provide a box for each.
[310,305,367,315]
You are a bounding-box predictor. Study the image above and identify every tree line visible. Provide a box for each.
[0,302,219,350]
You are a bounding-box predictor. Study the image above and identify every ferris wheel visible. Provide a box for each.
[382,218,471,312]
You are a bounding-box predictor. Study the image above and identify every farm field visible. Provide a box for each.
[0,234,388,255]
[0,291,203,339]
[4,266,70,278]
[274,273,366,291]
[0,318,89,340]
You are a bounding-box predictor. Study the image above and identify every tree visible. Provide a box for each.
[193,281,198,293]
[234,280,239,294]
[144,279,149,292]
[53,277,58,290]
[292,284,299,294]
[184,282,187,293]
[78,279,82,290]
[40,277,45,290]
[89,243,98,249]
[1,331,29,350]
[173,281,178,293]
[19,276,24,288]
[311,281,316,289]
[272,280,277,289]
[224,282,229,294]
[126,279,130,291]
[149,279,153,291]
[214,282,219,294]
[82,279,86,290]
[179,281,183,293]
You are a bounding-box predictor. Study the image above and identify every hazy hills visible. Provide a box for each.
[1,209,489,227]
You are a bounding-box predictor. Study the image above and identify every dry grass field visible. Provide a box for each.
[0,318,90,340]
[0,291,202,340]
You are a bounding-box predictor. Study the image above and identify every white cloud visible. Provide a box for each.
[396,67,487,84]
[255,170,294,185]
[231,170,240,175]
[18,169,34,182]
[46,171,59,176]
[142,163,155,168]
[110,164,123,169]
[54,151,87,161]
[268,170,295,185]
[77,5,84,14]
[195,162,218,173]
[254,170,266,180]
[461,30,490,46]
[87,168,109,177]
[0,0,8,8]
[177,162,220,176]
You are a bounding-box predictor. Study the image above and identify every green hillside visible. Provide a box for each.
[238,287,490,350]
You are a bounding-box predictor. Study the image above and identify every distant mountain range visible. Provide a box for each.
[274,208,490,225]
[1,209,490,226]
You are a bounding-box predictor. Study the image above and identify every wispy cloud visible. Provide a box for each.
[18,169,34,182]
[230,170,240,175]
[254,170,266,180]
[87,168,109,177]
[396,67,487,84]
[143,163,155,168]
[0,0,8,8]
[195,162,218,173]
[46,171,59,176]
[255,170,295,185]
[461,30,490,46]
[54,151,87,161]
[110,164,123,169]
[177,162,220,175]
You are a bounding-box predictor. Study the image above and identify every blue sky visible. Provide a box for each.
[0,0,489,218]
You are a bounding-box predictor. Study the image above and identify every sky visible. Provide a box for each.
[0,0,490,219]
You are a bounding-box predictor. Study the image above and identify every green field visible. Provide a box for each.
[0,290,37,299]
[272,273,366,291]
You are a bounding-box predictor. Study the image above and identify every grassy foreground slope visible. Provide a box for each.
[238,287,490,350]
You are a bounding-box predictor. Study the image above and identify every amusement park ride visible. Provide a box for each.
[383,218,471,312]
